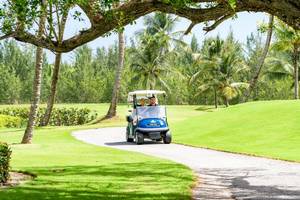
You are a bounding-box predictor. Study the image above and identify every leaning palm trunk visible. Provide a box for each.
[106,31,125,118]
[293,44,299,99]
[243,15,274,102]
[41,13,68,126]
[41,53,62,126]
[21,1,47,144]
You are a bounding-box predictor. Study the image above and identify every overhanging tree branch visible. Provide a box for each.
[7,0,300,52]
[203,13,234,33]
[184,22,196,35]
[0,33,15,40]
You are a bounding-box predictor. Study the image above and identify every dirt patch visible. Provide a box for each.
[0,172,34,189]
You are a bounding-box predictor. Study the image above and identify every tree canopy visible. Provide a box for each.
[0,0,299,52]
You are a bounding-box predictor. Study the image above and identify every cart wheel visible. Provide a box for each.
[163,132,172,144]
[135,132,144,145]
[126,127,134,142]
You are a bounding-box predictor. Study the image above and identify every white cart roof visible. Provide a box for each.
[127,90,166,102]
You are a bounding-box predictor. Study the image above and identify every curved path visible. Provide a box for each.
[73,127,300,200]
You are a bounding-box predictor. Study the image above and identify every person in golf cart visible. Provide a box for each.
[139,98,146,107]
[126,90,172,145]
[148,96,158,106]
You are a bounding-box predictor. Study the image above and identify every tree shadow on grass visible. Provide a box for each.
[0,187,189,200]
[0,163,193,200]
[195,106,218,112]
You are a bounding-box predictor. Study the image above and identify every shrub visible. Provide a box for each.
[46,107,97,126]
[0,114,23,128]
[0,107,97,127]
[0,142,11,184]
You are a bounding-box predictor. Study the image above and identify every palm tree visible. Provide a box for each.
[244,15,274,102]
[42,10,68,126]
[105,2,132,118]
[130,12,181,91]
[264,54,298,90]
[265,56,293,78]
[144,12,178,36]
[105,31,125,118]
[130,43,172,90]
[273,20,300,99]
[21,1,47,144]
[190,36,248,108]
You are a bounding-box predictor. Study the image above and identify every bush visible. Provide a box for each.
[0,107,97,126]
[0,142,11,184]
[47,107,97,126]
[0,114,23,128]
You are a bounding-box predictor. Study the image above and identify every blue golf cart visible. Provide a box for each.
[126,90,172,145]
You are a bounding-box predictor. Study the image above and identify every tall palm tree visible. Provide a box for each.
[105,31,125,118]
[105,1,128,119]
[42,10,68,126]
[273,20,300,99]
[244,15,274,102]
[130,44,172,90]
[265,56,294,79]
[129,12,181,91]
[190,37,248,108]
[21,1,47,144]
[264,54,298,91]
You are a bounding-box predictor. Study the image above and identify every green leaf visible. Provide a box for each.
[228,0,236,9]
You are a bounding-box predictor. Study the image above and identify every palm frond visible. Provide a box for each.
[189,71,203,85]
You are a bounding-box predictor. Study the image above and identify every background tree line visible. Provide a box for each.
[0,14,298,106]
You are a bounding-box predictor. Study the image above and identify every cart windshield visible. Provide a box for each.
[136,106,166,119]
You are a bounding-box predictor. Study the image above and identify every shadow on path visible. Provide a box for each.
[196,168,300,200]
[105,140,160,146]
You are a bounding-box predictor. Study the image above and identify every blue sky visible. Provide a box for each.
[46,11,268,63]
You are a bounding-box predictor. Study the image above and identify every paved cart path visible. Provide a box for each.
[72,127,300,200]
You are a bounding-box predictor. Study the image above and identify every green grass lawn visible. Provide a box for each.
[172,100,300,162]
[1,100,299,199]
[0,125,194,199]
[0,104,198,199]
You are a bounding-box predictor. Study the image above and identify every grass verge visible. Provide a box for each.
[0,125,194,199]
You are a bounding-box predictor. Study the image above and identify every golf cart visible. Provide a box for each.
[126,90,172,145]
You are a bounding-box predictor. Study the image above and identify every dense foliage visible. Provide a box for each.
[0,142,11,184]
[0,14,298,106]
[0,107,97,126]
[0,115,23,128]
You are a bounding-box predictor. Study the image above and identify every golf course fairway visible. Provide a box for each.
[172,100,300,162]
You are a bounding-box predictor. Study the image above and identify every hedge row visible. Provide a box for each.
[0,107,98,127]
[0,142,11,184]
[0,114,23,128]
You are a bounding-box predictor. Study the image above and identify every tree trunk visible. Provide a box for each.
[214,88,218,109]
[225,98,229,107]
[106,31,125,118]
[150,81,155,90]
[41,53,62,126]
[41,12,68,126]
[293,44,299,99]
[21,2,47,144]
[244,15,274,102]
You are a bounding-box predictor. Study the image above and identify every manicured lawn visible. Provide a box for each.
[172,100,300,162]
[1,100,299,199]
[0,125,194,199]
